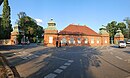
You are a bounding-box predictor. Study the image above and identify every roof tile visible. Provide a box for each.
[59,24,99,36]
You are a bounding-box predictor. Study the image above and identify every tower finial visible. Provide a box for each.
[51,18,53,21]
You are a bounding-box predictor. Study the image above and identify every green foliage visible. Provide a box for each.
[18,12,43,43]
[17,34,23,44]
[103,21,127,38]
[99,28,106,30]
[124,17,130,38]
[1,0,12,39]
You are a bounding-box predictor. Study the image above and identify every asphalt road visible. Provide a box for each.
[1,44,130,78]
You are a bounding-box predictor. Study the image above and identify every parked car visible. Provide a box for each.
[118,40,126,48]
[127,39,130,44]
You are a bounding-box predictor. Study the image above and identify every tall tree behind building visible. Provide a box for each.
[1,0,12,39]
[124,17,130,39]
[101,21,127,43]
[17,12,43,42]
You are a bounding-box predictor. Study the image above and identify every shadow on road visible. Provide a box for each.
[123,51,130,54]
[0,44,38,51]
[1,46,103,78]
[26,46,101,78]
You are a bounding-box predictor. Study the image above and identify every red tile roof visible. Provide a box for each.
[59,24,100,36]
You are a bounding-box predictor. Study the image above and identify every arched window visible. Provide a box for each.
[69,37,75,44]
[77,38,81,44]
[97,38,100,44]
[105,38,107,43]
[85,38,88,44]
[91,38,94,44]
[61,37,67,44]
[49,36,53,43]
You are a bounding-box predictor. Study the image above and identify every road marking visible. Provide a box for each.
[80,59,83,65]
[59,65,67,69]
[115,56,123,60]
[54,69,63,74]
[44,73,57,78]
[64,63,71,66]
[101,46,104,49]
[63,48,66,50]
[21,56,28,60]
[13,53,17,54]
[68,60,74,63]
[51,56,68,61]
[124,60,127,61]
[33,55,39,58]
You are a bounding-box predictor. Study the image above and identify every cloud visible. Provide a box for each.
[35,19,43,25]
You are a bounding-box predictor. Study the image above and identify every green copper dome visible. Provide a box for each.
[114,30,124,37]
[99,29,109,35]
[46,18,57,30]
[12,24,24,33]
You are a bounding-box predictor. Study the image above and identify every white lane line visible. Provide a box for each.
[44,73,57,78]
[20,55,28,59]
[64,63,71,66]
[59,65,68,69]
[54,69,63,74]
[68,60,74,63]
[63,48,66,50]
[51,56,68,61]
[115,56,123,60]
[101,46,104,49]
[34,55,39,57]
[124,60,127,62]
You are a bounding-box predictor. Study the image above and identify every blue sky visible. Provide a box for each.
[0,0,130,32]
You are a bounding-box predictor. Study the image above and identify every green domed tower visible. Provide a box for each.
[44,19,58,47]
[114,29,124,44]
[99,29,110,46]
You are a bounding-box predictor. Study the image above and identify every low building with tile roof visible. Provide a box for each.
[44,19,110,47]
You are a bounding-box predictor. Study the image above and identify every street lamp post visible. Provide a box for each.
[36,35,38,45]
[111,37,113,44]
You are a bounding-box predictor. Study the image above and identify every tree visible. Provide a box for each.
[102,21,127,43]
[18,12,43,42]
[117,22,127,37]
[105,21,117,38]
[1,0,12,39]
[124,17,130,38]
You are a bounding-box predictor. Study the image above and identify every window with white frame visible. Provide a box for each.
[77,38,81,44]
[91,38,94,44]
[69,37,75,44]
[61,37,67,44]
[105,38,107,43]
[49,36,53,43]
[97,38,100,44]
[85,38,88,44]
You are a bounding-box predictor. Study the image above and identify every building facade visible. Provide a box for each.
[10,24,24,45]
[44,19,110,47]
[114,29,124,44]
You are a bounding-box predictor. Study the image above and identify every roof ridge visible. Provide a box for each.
[59,24,99,36]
